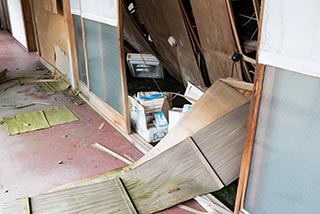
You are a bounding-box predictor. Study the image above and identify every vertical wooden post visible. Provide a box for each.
[118,0,131,134]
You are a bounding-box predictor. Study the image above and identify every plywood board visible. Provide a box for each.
[3,179,137,214]
[135,0,204,86]
[190,0,242,82]
[134,80,248,167]
[193,102,249,184]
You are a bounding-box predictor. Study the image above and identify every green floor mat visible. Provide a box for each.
[44,106,79,126]
[2,106,79,136]
[3,111,50,135]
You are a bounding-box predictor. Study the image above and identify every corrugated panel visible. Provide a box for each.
[245,66,320,213]
[84,18,123,115]
[73,15,87,84]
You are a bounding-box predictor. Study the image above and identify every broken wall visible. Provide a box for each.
[31,0,73,85]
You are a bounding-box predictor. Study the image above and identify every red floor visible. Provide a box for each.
[0,31,204,213]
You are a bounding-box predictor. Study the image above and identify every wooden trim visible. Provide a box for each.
[79,0,91,89]
[23,197,31,214]
[65,0,80,89]
[252,0,260,25]
[117,0,131,134]
[234,0,266,211]
[115,177,138,214]
[28,0,40,54]
[187,137,225,189]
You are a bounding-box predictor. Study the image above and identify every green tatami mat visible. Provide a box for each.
[2,106,79,136]
[44,106,79,126]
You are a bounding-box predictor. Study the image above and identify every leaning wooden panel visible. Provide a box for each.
[135,0,204,86]
[193,102,250,184]
[122,103,249,213]
[133,80,248,167]
[190,0,242,82]
[30,180,135,214]
[122,138,221,214]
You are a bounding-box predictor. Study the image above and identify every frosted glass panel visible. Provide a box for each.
[84,18,123,115]
[245,67,320,213]
[73,15,87,84]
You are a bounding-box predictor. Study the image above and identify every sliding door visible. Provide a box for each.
[69,0,129,132]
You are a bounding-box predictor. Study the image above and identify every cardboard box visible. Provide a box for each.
[129,95,170,143]
[184,82,205,104]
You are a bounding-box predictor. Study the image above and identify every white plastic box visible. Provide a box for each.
[126,53,163,79]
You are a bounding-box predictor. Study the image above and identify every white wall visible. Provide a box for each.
[80,0,117,26]
[7,0,27,48]
[258,0,320,77]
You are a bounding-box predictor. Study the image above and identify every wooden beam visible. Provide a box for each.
[64,0,80,89]
[219,78,253,91]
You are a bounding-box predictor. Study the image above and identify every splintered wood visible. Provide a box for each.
[3,102,249,214]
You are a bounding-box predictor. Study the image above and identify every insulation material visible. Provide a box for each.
[80,0,117,26]
[6,0,27,48]
[258,0,320,77]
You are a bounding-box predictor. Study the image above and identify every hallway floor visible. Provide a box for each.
[0,31,203,213]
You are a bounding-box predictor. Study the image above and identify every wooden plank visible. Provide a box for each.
[3,197,31,214]
[135,0,204,87]
[91,143,133,165]
[133,80,248,167]
[117,0,131,134]
[220,78,254,91]
[115,177,138,214]
[193,102,249,184]
[190,0,243,82]
[122,103,249,213]
[29,179,135,214]
[122,137,222,214]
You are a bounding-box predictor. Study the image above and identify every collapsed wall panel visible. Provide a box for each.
[190,0,242,82]
[135,0,204,86]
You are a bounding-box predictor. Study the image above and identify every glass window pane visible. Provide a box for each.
[244,67,320,214]
[84,18,124,115]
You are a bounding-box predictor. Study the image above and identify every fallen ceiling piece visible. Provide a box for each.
[2,106,79,135]
[3,103,249,213]
[133,80,248,167]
